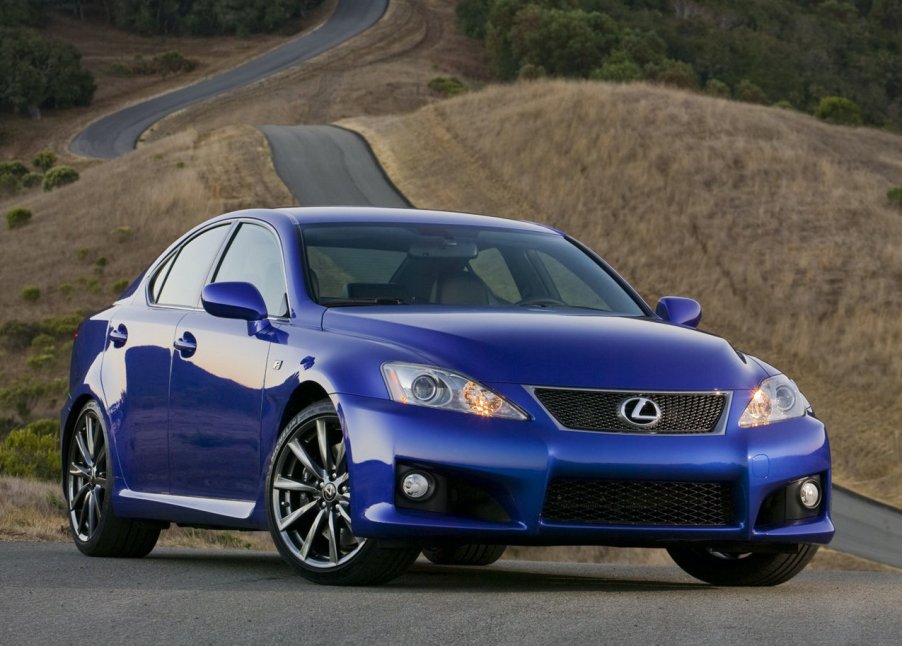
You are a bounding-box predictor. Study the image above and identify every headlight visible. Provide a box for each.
[382,362,527,420]
[739,374,810,428]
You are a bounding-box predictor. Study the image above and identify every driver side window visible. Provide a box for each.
[212,223,289,317]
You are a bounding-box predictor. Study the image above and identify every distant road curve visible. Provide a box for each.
[69,0,389,159]
[260,125,411,207]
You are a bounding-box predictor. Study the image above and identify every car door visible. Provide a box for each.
[168,222,289,500]
[102,224,231,493]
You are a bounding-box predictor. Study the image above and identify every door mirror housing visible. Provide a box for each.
[655,296,702,328]
[202,282,268,322]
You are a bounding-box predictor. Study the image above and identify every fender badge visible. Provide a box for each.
[272,360,283,370]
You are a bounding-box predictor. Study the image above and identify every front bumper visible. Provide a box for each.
[336,386,834,547]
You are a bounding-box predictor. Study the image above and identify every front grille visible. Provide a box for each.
[532,388,727,434]
[542,479,734,526]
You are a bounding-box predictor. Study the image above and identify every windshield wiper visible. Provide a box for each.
[321,298,407,307]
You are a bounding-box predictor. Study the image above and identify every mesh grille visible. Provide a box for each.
[533,389,726,434]
[542,479,735,526]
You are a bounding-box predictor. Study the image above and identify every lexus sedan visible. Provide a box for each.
[61,207,833,585]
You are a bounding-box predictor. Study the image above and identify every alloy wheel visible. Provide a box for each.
[67,408,108,542]
[270,414,365,568]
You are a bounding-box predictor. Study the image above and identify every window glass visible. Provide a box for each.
[213,223,288,317]
[534,251,608,309]
[307,247,407,299]
[468,248,520,303]
[149,253,176,303]
[156,225,229,307]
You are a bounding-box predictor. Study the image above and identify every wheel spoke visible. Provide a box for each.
[327,511,339,563]
[85,416,96,458]
[334,439,346,470]
[84,490,94,535]
[316,419,332,473]
[94,477,107,488]
[70,483,90,511]
[334,472,349,487]
[273,476,318,493]
[288,439,323,480]
[75,433,93,468]
[69,464,90,479]
[277,499,318,531]
[90,490,101,533]
[337,503,352,526]
[299,509,326,560]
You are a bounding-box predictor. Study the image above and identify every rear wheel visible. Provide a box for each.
[66,401,160,557]
[423,543,507,566]
[667,544,819,586]
[266,401,419,586]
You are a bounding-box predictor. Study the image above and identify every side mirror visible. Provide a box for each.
[202,282,267,322]
[655,296,702,328]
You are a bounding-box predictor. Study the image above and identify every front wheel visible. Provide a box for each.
[65,400,160,557]
[667,544,819,586]
[423,543,507,566]
[266,401,420,586]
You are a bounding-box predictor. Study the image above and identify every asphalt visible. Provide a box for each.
[0,542,898,646]
[259,124,410,207]
[831,486,902,569]
[69,0,389,159]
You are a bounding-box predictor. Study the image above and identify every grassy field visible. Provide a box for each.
[346,80,902,507]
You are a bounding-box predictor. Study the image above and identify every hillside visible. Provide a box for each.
[347,80,902,506]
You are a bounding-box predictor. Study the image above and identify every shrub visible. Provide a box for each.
[112,279,130,294]
[21,287,40,303]
[704,79,731,98]
[0,378,66,418]
[104,61,134,77]
[6,207,32,229]
[0,420,59,480]
[27,334,56,369]
[95,256,107,268]
[517,63,546,81]
[21,172,42,188]
[155,50,197,77]
[773,100,794,110]
[735,79,769,104]
[0,161,28,177]
[31,150,56,172]
[888,187,902,209]
[592,59,644,83]
[649,59,698,89]
[815,96,863,126]
[427,77,468,97]
[0,172,19,196]
[112,225,133,242]
[42,165,79,191]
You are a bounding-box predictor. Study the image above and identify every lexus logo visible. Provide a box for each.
[618,397,662,428]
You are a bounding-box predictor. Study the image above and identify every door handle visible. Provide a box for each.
[108,324,128,347]
[173,331,197,357]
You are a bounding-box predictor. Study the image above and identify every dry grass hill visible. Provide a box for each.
[347,80,902,506]
[0,0,900,534]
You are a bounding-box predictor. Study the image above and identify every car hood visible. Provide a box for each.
[322,307,768,391]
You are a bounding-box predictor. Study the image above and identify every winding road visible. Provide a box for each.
[64,0,902,573]
[69,0,389,159]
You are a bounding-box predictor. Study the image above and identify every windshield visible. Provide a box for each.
[301,223,645,315]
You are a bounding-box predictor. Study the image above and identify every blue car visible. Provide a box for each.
[61,207,833,586]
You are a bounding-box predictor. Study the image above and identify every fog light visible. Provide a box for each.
[401,472,433,500]
[799,479,821,509]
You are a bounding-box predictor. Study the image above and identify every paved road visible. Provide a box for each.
[260,125,410,207]
[0,543,898,646]
[69,0,389,159]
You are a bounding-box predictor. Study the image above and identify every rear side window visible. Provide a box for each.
[155,225,229,307]
[213,223,288,317]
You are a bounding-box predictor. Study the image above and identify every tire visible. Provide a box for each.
[667,544,819,586]
[266,400,420,586]
[423,543,507,566]
[65,400,160,558]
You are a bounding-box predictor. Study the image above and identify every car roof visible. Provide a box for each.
[219,206,561,235]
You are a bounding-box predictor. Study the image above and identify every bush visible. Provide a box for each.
[104,61,134,77]
[6,207,32,229]
[735,79,769,105]
[592,58,643,83]
[427,76,468,97]
[112,225,133,242]
[21,171,42,188]
[31,150,56,172]
[888,187,902,209]
[0,160,28,177]
[0,420,58,480]
[21,287,40,303]
[815,96,863,125]
[42,165,79,191]
[0,172,19,196]
[155,50,197,76]
[0,378,66,418]
[704,79,731,98]
[517,63,546,81]
[649,59,698,89]
[112,278,130,294]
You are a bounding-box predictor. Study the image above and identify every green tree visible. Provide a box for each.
[0,29,95,117]
[815,96,864,124]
